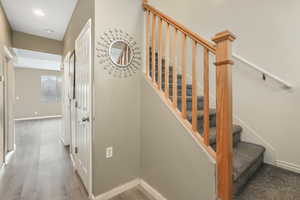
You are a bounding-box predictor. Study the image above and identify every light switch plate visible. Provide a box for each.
[106,147,113,158]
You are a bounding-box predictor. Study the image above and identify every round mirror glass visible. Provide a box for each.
[109,41,133,67]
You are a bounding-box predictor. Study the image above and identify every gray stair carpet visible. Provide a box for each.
[149,50,266,196]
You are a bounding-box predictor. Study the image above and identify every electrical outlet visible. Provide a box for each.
[106,147,113,158]
[34,112,38,115]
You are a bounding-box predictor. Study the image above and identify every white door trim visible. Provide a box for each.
[3,46,15,154]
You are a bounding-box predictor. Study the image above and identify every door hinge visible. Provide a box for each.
[75,147,78,154]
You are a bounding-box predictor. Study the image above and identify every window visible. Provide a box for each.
[41,75,62,102]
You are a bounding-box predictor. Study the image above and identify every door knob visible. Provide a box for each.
[82,117,90,122]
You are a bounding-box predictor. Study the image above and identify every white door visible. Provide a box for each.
[74,19,92,193]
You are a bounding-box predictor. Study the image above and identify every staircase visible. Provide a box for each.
[143,1,266,199]
[149,54,266,195]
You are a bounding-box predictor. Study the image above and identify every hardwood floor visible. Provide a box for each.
[0,119,89,200]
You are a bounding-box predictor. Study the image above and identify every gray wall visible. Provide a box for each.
[14,68,62,119]
[63,0,94,56]
[12,31,63,55]
[148,0,300,172]
[0,3,11,47]
[141,77,216,200]
[92,0,142,196]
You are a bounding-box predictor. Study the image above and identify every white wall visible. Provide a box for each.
[148,0,300,172]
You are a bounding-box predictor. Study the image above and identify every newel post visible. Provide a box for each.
[212,31,236,200]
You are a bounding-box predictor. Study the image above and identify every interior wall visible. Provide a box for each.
[63,0,94,56]
[14,68,62,119]
[148,0,300,171]
[141,78,216,200]
[12,31,63,55]
[0,3,11,47]
[93,0,142,196]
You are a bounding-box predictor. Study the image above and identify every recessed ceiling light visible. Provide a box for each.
[33,9,45,17]
[45,29,55,34]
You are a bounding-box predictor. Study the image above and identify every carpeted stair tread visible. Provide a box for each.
[233,142,266,182]
[186,108,242,146]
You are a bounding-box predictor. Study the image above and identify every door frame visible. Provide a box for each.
[74,19,93,197]
[1,46,15,166]
[62,52,71,146]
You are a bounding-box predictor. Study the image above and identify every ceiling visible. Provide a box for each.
[13,48,62,71]
[1,0,78,41]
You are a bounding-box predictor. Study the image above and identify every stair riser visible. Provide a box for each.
[160,85,193,99]
[178,98,204,111]
[188,114,217,129]
[233,154,264,195]
[211,132,241,150]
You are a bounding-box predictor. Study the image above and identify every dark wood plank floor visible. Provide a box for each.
[0,119,89,200]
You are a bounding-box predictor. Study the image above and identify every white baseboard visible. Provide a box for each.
[92,179,167,200]
[93,179,140,200]
[14,115,62,121]
[277,160,300,174]
[140,180,167,200]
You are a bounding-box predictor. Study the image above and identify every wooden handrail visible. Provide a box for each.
[143,3,216,53]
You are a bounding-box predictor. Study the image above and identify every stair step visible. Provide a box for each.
[187,109,216,121]
[207,125,242,148]
[177,96,204,111]
[186,109,241,147]
[233,142,266,194]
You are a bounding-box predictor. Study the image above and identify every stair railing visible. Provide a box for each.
[143,1,235,200]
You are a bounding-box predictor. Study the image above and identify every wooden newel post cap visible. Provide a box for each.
[143,0,149,4]
[212,30,236,66]
[212,30,236,43]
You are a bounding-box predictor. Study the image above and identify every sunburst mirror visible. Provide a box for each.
[96,29,141,78]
